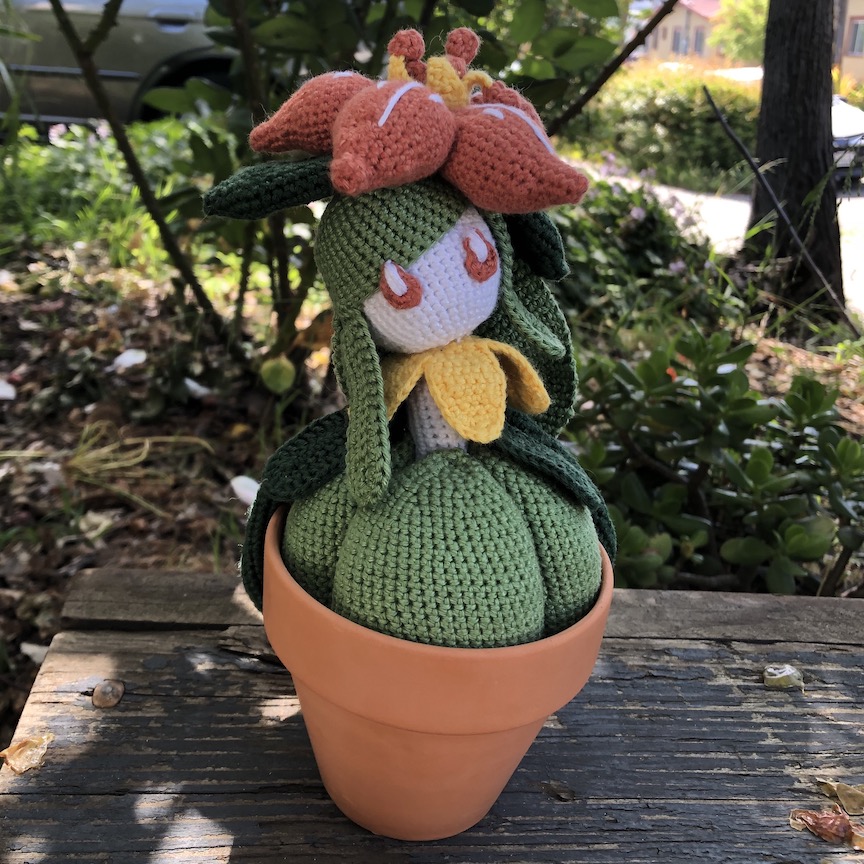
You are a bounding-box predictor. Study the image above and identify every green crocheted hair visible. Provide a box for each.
[204,162,579,507]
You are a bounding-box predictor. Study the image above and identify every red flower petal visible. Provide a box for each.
[442,103,589,213]
[330,81,456,196]
[249,72,373,154]
[472,81,544,127]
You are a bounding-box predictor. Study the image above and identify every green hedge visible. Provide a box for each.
[571,64,761,190]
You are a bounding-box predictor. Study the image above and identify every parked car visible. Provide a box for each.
[711,69,864,188]
[833,95,864,185]
[0,0,232,127]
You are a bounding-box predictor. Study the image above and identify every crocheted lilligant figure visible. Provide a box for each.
[204,28,616,648]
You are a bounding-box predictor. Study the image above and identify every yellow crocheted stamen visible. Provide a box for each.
[425,57,470,109]
[462,70,493,93]
[381,337,550,443]
[387,55,412,82]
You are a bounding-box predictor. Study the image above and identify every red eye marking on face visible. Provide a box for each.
[463,229,498,282]
[380,260,423,309]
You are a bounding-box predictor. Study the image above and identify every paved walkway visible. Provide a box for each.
[657,186,864,315]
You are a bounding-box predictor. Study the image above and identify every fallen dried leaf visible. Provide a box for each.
[79,510,120,542]
[540,779,579,802]
[0,732,55,774]
[763,663,804,691]
[19,642,49,665]
[184,377,212,399]
[92,679,125,709]
[790,808,864,850]
[817,780,864,816]
[230,475,260,507]
[107,348,147,372]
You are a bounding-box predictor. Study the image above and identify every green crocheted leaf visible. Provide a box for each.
[332,449,545,648]
[202,157,333,220]
[488,410,617,563]
[334,310,391,507]
[240,409,349,610]
[281,438,415,607]
[282,471,356,607]
[504,212,570,281]
[474,450,601,636]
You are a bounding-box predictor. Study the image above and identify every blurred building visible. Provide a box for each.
[642,0,723,61]
[837,0,864,82]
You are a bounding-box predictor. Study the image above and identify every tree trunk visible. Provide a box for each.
[746,0,843,314]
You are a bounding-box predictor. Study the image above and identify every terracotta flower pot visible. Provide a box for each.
[263,508,614,841]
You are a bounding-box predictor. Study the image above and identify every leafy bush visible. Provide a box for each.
[571,62,760,191]
[0,119,232,266]
[553,178,748,337]
[567,326,864,594]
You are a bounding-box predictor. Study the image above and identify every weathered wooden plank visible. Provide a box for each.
[61,568,864,644]
[61,569,261,630]
[608,588,864,645]
[2,629,862,862]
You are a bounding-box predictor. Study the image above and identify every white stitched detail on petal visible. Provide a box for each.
[383,260,409,296]
[376,79,387,89]
[378,80,422,127]
[469,102,555,154]
[482,107,505,119]
[331,71,356,78]
[428,93,445,104]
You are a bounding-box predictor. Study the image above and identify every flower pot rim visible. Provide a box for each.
[264,505,613,661]
[263,506,613,733]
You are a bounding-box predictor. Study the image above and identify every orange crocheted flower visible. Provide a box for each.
[247,27,589,214]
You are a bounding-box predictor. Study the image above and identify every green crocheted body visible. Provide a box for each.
[281,442,601,648]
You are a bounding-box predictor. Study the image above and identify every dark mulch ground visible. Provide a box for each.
[0,256,295,748]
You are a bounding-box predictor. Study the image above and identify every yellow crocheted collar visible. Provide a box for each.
[380,337,550,443]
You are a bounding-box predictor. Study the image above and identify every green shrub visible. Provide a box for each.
[570,63,761,192]
[0,118,233,266]
[553,179,748,339]
[567,325,864,593]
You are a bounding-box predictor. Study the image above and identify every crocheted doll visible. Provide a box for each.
[204,28,616,649]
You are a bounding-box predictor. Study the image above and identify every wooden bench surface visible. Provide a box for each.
[2,568,863,863]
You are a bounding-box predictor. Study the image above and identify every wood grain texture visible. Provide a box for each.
[61,570,864,644]
[61,569,261,629]
[3,625,863,863]
[608,588,864,645]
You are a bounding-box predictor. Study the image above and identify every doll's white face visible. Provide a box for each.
[363,208,501,354]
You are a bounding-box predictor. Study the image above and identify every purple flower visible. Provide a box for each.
[629,206,646,221]
[47,124,68,145]
[668,260,687,274]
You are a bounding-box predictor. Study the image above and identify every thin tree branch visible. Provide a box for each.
[233,222,256,339]
[82,0,123,54]
[366,0,399,74]
[619,430,686,485]
[817,545,853,597]
[418,0,439,34]
[702,84,861,338]
[225,0,268,124]
[47,0,246,362]
[545,0,680,137]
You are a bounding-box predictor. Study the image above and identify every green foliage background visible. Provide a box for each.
[707,0,769,65]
